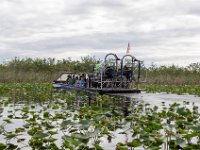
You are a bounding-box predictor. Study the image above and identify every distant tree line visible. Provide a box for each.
[0,56,199,84]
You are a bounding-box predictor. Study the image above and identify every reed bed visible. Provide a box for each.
[0,57,200,84]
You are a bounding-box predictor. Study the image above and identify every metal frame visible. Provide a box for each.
[53,53,143,94]
[91,53,142,90]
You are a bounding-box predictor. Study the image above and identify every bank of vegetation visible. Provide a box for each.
[146,63,200,85]
[0,57,199,84]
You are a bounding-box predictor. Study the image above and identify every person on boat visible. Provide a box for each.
[74,76,80,87]
[79,75,86,88]
[66,75,72,84]
[95,60,102,77]
[71,75,76,85]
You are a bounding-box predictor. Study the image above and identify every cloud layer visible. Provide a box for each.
[0,0,200,66]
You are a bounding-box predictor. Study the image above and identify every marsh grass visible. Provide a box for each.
[0,57,200,84]
[0,57,95,82]
[145,63,200,85]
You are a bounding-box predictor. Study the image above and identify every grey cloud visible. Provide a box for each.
[63,0,125,18]
[174,0,200,15]
[0,0,200,66]
[81,0,125,9]
[188,6,200,15]
[7,27,199,56]
[6,32,152,51]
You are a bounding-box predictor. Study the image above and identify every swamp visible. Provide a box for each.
[1,83,200,149]
[1,0,200,149]
[0,58,200,149]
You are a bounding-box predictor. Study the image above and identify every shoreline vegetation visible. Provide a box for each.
[0,56,200,85]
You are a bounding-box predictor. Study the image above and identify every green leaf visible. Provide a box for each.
[72,133,90,140]
[116,143,128,150]
[127,139,142,147]
[27,128,37,136]
[176,107,191,116]
[46,137,57,143]
[34,132,49,138]
[43,111,50,118]
[176,129,188,134]
[102,127,110,135]
[69,129,78,133]
[63,140,74,150]
[61,120,73,129]
[55,113,64,119]
[148,146,161,150]
[48,130,58,135]
[52,105,59,109]
[3,119,12,124]
[7,143,18,150]
[184,132,198,139]
[183,143,200,149]
[15,127,25,133]
[93,144,104,150]
[0,143,6,150]
[153,138,163,146]
[5,133,18,139]
[125,116,133,121]
[79,119,92,129]
[21,107,29,113]
[189,125,200,132]
[49,143,59,150]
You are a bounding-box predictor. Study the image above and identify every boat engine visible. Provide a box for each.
[105,66,116,79]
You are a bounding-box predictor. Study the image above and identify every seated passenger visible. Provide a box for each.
[71,75,76,85]
[66,75,71,84]
[79,76,86,88]
[95,61,102,76]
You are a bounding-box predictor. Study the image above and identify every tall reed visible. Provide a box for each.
[0,57,199,84]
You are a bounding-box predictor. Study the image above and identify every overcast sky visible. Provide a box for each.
[0,0,200,66]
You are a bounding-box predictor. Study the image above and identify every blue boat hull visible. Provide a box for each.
[53,83,141,94]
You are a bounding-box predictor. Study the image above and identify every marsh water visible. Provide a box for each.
[1,92,200,150]
[103,92,200,149]
[123,92,200,108]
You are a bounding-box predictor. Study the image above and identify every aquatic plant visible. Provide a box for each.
[117,100,200,149]
[0,83,54,103]
[1,83,200,149]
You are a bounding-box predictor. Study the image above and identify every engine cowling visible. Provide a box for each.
[105,67,116,79]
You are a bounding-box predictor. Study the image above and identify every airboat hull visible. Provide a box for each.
[53,83,141,94]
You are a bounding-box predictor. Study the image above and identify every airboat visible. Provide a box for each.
[53,53,143,94]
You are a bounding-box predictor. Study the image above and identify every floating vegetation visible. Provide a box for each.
[118,101,200,149]
[0,83,53,103]
[1,83,200,149]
